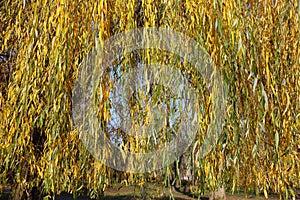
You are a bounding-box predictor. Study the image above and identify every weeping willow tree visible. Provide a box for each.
[0,0,299,199]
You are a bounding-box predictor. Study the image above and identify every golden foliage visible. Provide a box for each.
[0,0,299,199]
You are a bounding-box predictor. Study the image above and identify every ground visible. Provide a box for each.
[101,184,280,200]
[0,184,283,200]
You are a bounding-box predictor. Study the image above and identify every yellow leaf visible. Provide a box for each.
[263,189,268,198]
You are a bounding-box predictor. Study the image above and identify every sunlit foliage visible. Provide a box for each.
[0,0,299,199]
